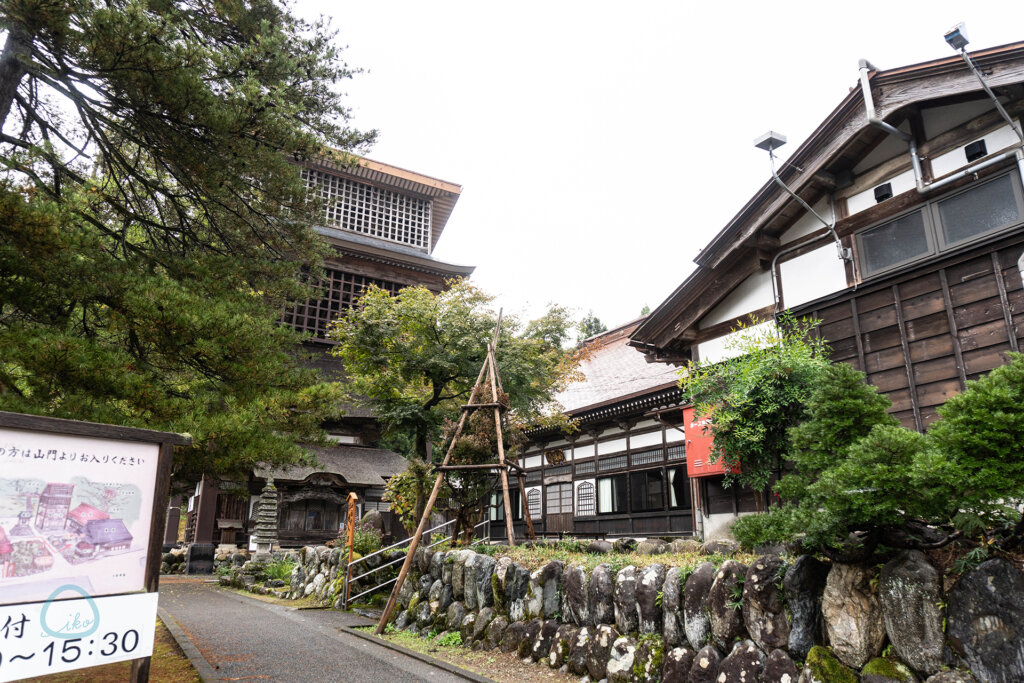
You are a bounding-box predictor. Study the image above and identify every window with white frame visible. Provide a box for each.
[576,482,596,516]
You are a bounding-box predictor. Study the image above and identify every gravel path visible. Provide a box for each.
[158,579,486,682]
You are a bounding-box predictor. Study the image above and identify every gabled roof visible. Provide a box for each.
[632,41,1024,357]
[556,318,680,415]
[255,445,408,487]
[68,503,109,525]
[82,519,132,545]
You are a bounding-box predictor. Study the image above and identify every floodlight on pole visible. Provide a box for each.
[944,22,969,52]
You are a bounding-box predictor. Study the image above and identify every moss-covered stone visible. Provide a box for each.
[861,656,916,682]
[803,646,858,683]
[492,573,506,613]
[633,633,665,683]
[407,594,420,615]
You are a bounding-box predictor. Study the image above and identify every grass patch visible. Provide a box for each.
[468,540,755,573]
[374,628,577,682]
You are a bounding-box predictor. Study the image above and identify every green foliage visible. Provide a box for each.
[737,354,1024,554]
[950,545,989,575]
[681,312,830,493]
[332,280,582,525]
[928,353,1024,531]
[576,310,608,342]
[348,521,383,556]
[262,559,296,583]
[436,631,463,647]
[776,362,898,501]
[0,0,375,481]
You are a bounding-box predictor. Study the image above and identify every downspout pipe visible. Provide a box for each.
[765,147,851,314]
[858,57,1024,195]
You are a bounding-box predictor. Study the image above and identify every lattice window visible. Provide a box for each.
[576,482,595,517]
[527,489,542,519]
[525,471,542,485]
[575,460,596,475]
[281,267,405,338]
[667,444,686,461]
[599,454,627,471]
[545,465,571,477]
[302,168,431,249]
[546,483,573,514]
[631,449,664,466]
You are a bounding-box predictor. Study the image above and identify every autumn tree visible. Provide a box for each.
[0,0,375,480]
[331,280,581,526]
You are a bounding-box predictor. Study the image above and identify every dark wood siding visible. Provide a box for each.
[800,235,1024,430]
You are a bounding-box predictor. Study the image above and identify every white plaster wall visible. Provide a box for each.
[633,418,659,431]
[699,270,775,329]
[665,429,684,445]
[700,510,757,541]
[931,122,1020,178]
[597,436,627,455]
[779,198,835,244]
[697,319,777,365]
[630,429,664,450]
[779,244,849,309]
[847,167,917,215]
[524,455,542,469]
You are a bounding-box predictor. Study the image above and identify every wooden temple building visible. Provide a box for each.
[179,155,473,550]
[630,41,1024,538]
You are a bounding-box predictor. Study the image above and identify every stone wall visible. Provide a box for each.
[348,546,1022,683]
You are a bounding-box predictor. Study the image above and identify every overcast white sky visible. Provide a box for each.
[296,1,1024,330]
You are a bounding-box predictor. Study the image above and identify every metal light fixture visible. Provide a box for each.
[944,22,969,51]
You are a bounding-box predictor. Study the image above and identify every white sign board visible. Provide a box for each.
[0,428,159,606]
[0,591,158,681]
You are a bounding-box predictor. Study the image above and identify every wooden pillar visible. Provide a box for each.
[193,475,219,545]
[163,495,182,546]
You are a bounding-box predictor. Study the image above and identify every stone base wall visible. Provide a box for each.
[367,546,1022,683]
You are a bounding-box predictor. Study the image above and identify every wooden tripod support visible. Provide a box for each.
[375,314,535,634]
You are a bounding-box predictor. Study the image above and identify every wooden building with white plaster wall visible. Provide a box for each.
[630,40,1024,537]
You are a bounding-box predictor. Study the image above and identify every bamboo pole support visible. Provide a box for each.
[487,345,516,546]
[375,330,496,634]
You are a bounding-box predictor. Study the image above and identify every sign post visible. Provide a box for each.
[343,492,357,609]
[0,411,189,683]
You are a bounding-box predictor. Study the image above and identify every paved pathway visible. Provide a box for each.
[158,578,485,682]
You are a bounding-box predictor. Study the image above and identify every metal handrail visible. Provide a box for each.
[340,516,491,609]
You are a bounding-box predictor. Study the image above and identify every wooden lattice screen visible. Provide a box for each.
[302,168,431,250]
[281,268,405,338]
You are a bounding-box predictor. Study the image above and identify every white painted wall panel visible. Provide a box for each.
[779,244,848,309]
[633,418,660,431]
[697,320,777,365]
[597,436,628,455]
[630,429,664,449]
[931,123,1019,178]
[524,455,542,469]
[665,429,685,444]
[699,270,774,328]
[779,198,835,244]
[847,168,917,215]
